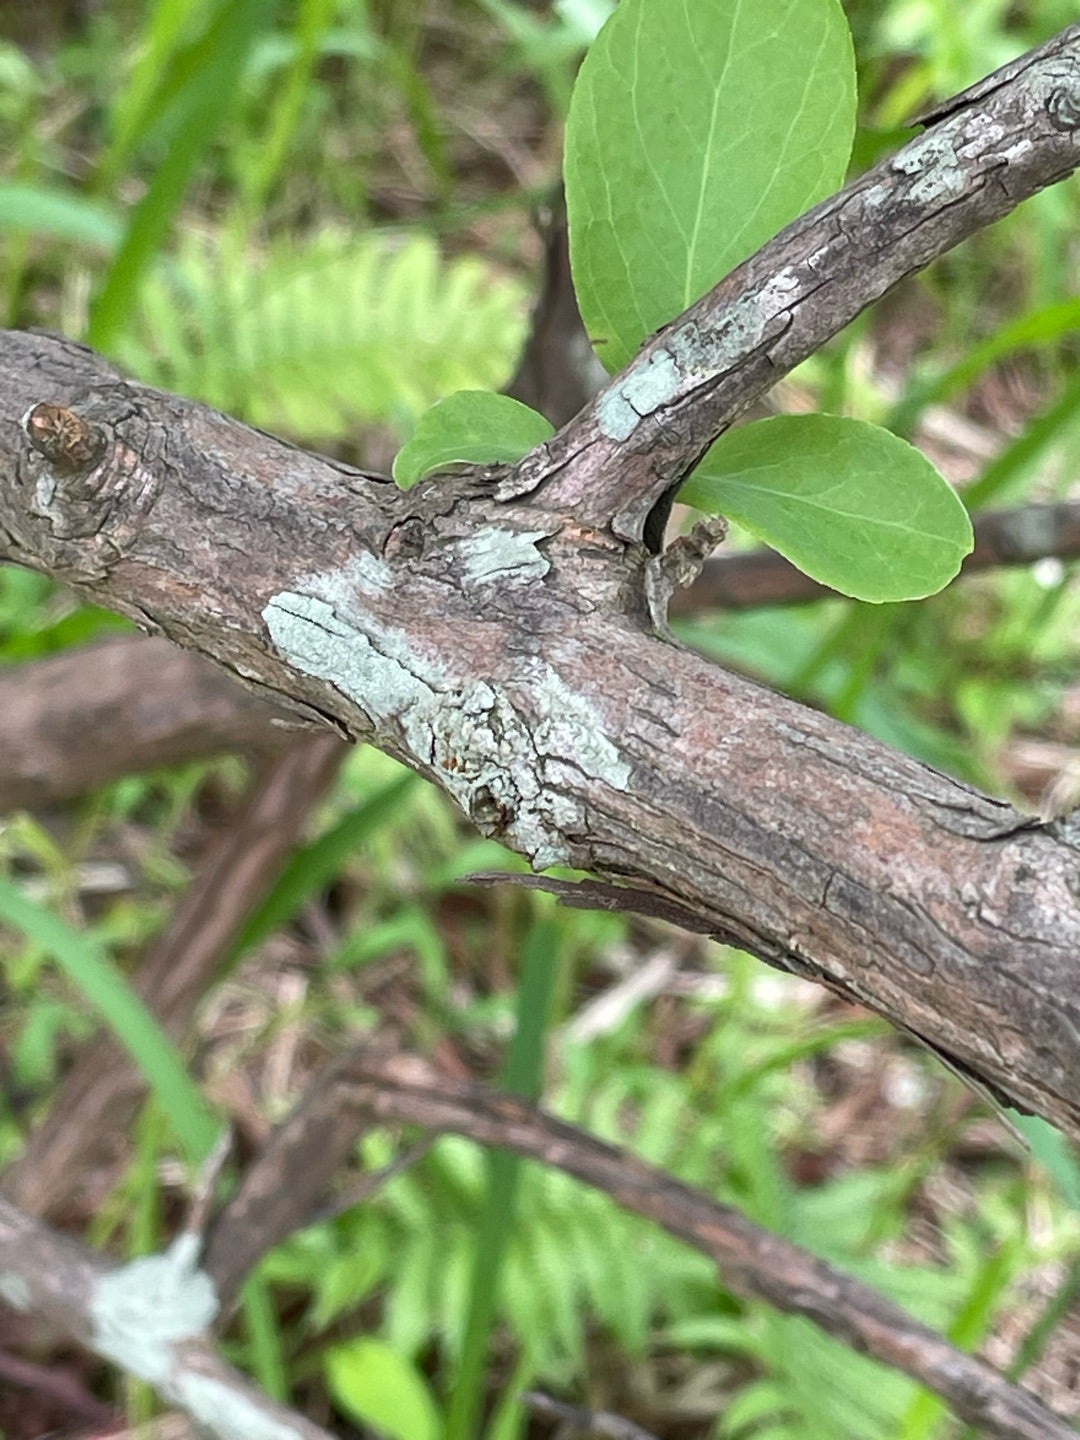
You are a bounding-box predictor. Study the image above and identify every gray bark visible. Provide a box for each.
[1,29,1079,1142]
[0,1200,337,1440]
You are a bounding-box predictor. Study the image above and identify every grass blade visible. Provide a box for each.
[0,876,220,1163]
[445,913,562,1440]
[88,0,269,350]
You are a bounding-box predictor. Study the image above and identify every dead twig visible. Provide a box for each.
[204,1047,1071,1440]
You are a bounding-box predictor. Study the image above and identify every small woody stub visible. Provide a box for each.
[22,402,106,475]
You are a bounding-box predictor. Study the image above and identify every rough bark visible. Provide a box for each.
[1,32,1079,1146]
[0,1201,337,1440]
[3,491,1073,810]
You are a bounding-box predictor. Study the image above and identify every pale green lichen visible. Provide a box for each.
[167,1372,303,1440]
[418,663,631,867]
[893,128,964,205]
[264,566,632,867]
[620,349,681,411]
[349,549,394,596]
[596,273,800,441]
[0,1272,30,1310]
[459,527,551,586]
[598,349,682,439]
[264,590,437,720]
[596,387,640,441]
[90,1234,218,1383]
[531,668,631,791]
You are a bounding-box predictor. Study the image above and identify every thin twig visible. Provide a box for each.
[524,1391,662,1440]
[1,732,346,1219]
[0,1202,338,1440]
[205,1048,1072,1440]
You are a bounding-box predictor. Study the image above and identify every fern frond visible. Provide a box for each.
[111,227,530,446]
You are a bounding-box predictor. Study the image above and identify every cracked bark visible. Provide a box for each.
[0,30,1079,1149]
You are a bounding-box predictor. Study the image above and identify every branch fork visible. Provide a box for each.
[2,27,1080,1440]
[0,25,1078,1203]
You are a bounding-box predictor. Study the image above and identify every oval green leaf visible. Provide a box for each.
[324,1337,441,1440]
[564,0,856,372]
[679,415,974,603]
[393,391,554,488]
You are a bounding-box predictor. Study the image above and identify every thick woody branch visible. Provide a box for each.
[0,1201,337,1440]
[1,328,1077,1136]
[0,496,1074,812]
[0,37,1078,1138]
[205,1049,1073,1440]
[517,26,1080,539]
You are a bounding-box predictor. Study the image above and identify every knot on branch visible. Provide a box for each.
[23,402,107,475]
[1047,84,1080,130]
[13,397,162,580]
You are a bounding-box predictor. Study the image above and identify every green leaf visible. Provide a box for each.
[231,775,415,962]
[1009,1113,1080,1210]
[393,391,554,488]
[680,416,973,603]
[565,0,856,371]
[445,917,563,1440]
[0,877,220,1164]
[324,1337,441,1440]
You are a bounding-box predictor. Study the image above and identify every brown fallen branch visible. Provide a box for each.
[1,730,346,1219]
[524,1391,661,1440]
[203,1048,1072,1440]
[0,1200,338,1440]
[0,633,292,811]
[674,499,1080,613]
[0,8,1076,1261]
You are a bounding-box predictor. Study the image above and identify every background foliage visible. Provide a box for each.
[0,1,1079,1437]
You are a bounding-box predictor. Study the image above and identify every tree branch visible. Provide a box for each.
[0,495,1073,811]
[0,1202,338,1440]
[0,633,291,810]
[517,24,1080,539]
[203,1048,1075,1440]
[1,37,1078,1139]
